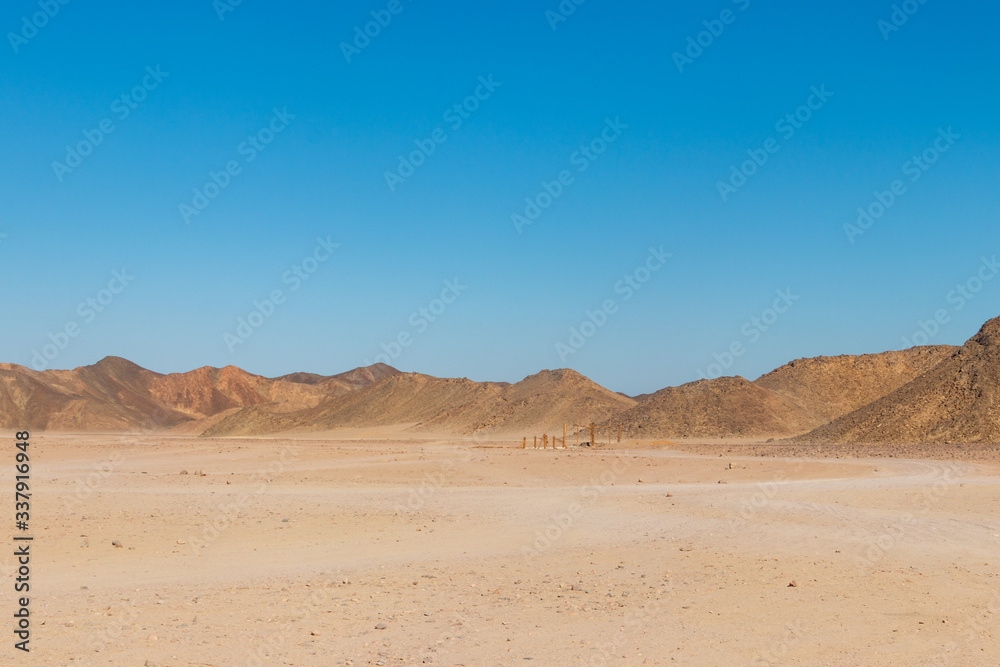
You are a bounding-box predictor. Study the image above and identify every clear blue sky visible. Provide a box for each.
[2,0,998,395]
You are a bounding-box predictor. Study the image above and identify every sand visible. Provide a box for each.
[8,432,1000,665]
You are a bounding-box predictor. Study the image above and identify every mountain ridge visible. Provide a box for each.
[2,317,995,444]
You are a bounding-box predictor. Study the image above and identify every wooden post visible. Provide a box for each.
[534,435,537,449]
[543,434,548,450]
[618,424,622,443]
[590,422,595,447]
[522,436,526,449]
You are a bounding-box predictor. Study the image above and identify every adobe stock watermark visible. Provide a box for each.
[727,472,787,531]
[928,592,1000,665]
[29,268,135,371]
[385,75,502,192]
[556,246,670,364]
[843,126,959,244]
[213,0,245,21]
[727,459,806,532]
[340,0,416,63]
[673,0,752,73]
[187,445,301,554]
[52,66,170,182]
[878,0,931,40]
[750,620,805,666]
[696,288,799,380]
[72,601,142,667]
[523,452,631,558]
[242,570,354,666]
[586,597,671,666]
[855,466,959,571]
[62,451,125,512]
[394,460,457,513]
[179,107,296,224]
[63,409,174,514]
[900,255,999,347]
[223,236,339,352]
[716,85,834,201]
[363,278,467,366]
[7,0,71,54]
[511,117,628,234]
[545,0,588,31]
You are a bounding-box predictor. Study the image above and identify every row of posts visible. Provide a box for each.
[522,423,622,449]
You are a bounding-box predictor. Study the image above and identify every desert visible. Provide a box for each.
[7,3,998,664]
[7,317,1000,665]
[17,432,1000,665]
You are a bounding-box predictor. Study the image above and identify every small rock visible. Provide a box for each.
[180,470,188,475]
[788,581,798,588]
[112,541,123,548]
[176,540,186,545]
[375,622,387,630]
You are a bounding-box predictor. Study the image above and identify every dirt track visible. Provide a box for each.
[9,434,1000,665]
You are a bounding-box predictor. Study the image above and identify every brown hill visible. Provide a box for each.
[798,318,1000,444]
[0,358,395,432]
[615,346,957,440]
[1,323,990,442]
[617,376,812,440]
[419,369,636,435]
[276,362,399,393]
[0,358,189,431]
[204,368,635,437]
[756,346,957,425]
[149,366,272,418]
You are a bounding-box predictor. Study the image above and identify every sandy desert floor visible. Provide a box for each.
[5,433,1000,666]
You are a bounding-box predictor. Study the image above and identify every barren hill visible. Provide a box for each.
[204,369,635,437]
[419,369,636,435]
[0,358,395,432]
[617,376,812,439]
[756,346,957,424]
[798,318,1000,444]
[0,358,188,431]
[201,373,500,437]
[615,346,957,440]
[2,321,993,442]
[276,363,399,393]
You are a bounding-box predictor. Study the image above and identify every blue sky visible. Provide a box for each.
[2,0,998,395]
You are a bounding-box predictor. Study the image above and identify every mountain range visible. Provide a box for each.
[4,315,999,444]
